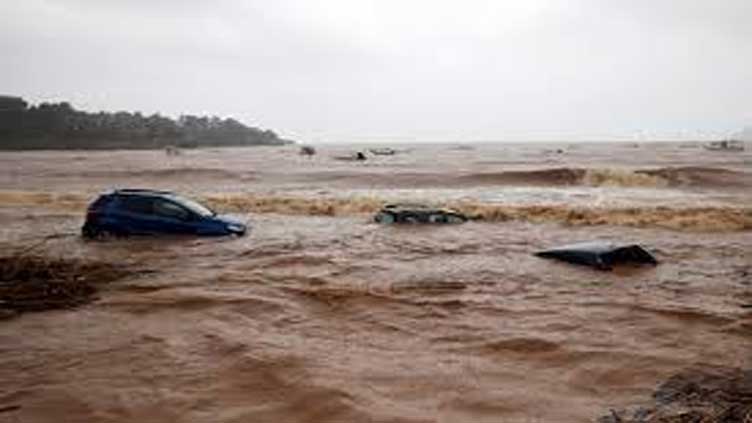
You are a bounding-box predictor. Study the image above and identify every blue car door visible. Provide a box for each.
[116,196,160,234]
[152,199,197,234]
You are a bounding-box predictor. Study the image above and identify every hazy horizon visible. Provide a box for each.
[2,0,750,143]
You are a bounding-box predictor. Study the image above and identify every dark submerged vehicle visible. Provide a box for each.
[374,203,468,224]
[82,189,247,238]
[535,241,658,270]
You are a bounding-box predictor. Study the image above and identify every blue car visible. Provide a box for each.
[82,189,247,238]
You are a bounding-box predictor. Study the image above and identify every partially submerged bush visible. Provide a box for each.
[601,366,752,423]
[0,253,129,318]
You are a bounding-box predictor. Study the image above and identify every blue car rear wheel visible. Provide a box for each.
[82,225,122,240]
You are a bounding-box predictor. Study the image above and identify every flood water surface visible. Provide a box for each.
[0,142,750,422]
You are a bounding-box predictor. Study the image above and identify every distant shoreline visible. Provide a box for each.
[0,95,295,150]
[0,143,292,152]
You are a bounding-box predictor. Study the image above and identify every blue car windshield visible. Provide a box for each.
[171,196,214,217]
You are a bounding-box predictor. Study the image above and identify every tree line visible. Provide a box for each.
[0,96,293,150]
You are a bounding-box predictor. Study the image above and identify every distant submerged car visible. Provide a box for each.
[703,140,744,151]
[368,147,397,156]
[82,189,247,238]
[374,203,468,224]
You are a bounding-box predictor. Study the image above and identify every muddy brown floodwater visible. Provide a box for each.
[0,142,750,422]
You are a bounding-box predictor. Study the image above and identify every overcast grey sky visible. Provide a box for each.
[1,0,750,142]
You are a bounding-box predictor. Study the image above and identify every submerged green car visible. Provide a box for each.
[374,203,468,224]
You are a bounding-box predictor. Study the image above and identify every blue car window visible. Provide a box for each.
[121,196,155,215]
[88,195,111,211]
[173,197,214,217]
[154,200,191,221]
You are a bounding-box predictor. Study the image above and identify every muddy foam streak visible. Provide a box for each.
[2,190,750,232]
[207,194,752,231]
[458,166,752,189]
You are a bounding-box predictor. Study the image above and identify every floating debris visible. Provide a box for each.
[299,145,316,156]
[332,151,367,161]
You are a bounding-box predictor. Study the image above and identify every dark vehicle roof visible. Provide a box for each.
[535,241,658,270]
[541,241,626,254]
[111,188,174,196]
[382,203,458,213]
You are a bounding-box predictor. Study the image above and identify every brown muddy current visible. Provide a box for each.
[0,142,750,422]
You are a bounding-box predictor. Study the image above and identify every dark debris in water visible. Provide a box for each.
[0,253,131,319]
[600,366,752,423]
